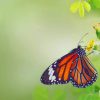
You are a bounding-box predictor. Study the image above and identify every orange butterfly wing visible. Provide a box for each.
[70,55,97,88]
[41,51,79,85]
[57,53,78,81]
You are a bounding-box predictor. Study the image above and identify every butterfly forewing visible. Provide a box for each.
[41,50,79,85]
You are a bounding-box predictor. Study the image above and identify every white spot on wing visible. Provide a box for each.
[48,65,57,82]
[51,76,56,82]
[59,78,61,80]
[48,66,55,81]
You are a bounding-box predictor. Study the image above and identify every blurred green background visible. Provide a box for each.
[0,0,100,100]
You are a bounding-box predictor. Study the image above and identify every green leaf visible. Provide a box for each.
[70,1,80,13]
[91,0,100,8]
[96,30,100,40]
[52,88,67,100]
[79,2,84,17]
[94,85,100,93]
[83,1,91,12]
[93,23,100,40]
[93,45,98,50]
[88,0,91,2]
[32,86,49,100]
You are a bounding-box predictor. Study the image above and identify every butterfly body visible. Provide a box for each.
[41,45,97,88]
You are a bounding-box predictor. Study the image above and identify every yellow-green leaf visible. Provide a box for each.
[83,1,91,12]
[70,2,80,13]
[79,2,84,17]
[93,23,100,31]
[93,23,100,40]
[93,45,98,50]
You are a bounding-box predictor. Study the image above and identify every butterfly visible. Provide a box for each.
[40,34,98,88]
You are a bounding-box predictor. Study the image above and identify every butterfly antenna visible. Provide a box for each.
[78,33,88,46]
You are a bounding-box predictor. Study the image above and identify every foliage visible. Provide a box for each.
[70,0,100,17]
[32,86,49,100]
[93,23,100,40]
[89,0,100,9]
[33,85,100,100]
[32,86,67,100]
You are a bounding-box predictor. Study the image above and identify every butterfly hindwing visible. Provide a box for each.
[70,55,97,88]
